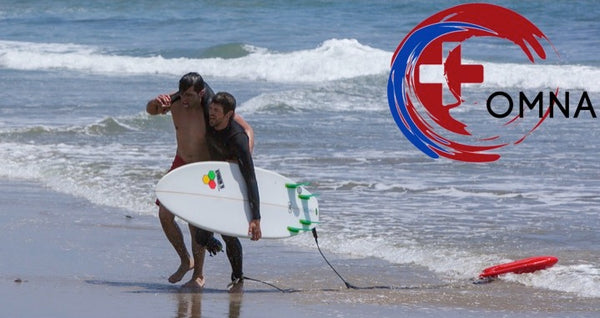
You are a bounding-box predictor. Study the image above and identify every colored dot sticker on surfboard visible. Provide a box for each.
[202,170,217,189]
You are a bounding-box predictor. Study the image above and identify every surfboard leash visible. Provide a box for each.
[240,228,385,293]
[311,228,448,290]
[311,228,359,289]
[312,228,402,290]
[237,228,358,293]
[241,276,296,293]
[242,228,449,292]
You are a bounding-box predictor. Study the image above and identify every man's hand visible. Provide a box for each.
[147,94,172,114]
[248,219,262,241]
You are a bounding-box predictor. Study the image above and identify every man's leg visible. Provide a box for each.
[182,225,206,290]
[158,205,193,283]
[222,235,244,293]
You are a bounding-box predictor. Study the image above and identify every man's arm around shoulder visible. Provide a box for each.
[147,93,176,115]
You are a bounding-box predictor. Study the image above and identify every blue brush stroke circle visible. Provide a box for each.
[387,22,492,159]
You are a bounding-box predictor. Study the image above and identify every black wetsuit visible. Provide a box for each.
[207,120,260,220]
[202,119,260,281]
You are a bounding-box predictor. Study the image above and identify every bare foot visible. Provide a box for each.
[168,261,193,284]
[181,277,205,291]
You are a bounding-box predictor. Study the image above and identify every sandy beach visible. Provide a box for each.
[1,179,598,318]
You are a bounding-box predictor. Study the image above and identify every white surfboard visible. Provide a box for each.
[155,161,319,239]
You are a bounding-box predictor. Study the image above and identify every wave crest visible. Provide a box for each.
[1,39,598,91]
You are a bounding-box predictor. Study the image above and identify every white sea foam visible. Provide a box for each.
[0,39,389,83]
[240,80,387,113]
[480,61,600,92]
[1,39,598,91]
[505,263,600,298]
[0,139,164,216]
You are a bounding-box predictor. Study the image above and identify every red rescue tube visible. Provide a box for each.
[479,256,558,278]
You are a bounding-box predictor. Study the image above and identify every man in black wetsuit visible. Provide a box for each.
[196,91,262,293]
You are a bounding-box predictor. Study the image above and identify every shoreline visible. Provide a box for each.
[1,178,598,317]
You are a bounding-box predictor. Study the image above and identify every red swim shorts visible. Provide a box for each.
[155,155,187,206]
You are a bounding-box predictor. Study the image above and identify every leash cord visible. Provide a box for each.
[311,228,447,290]
[242,276,293,293]
[244,228,448,292]
[311,228,359,289]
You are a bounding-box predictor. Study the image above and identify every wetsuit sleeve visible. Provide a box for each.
[169,92,181,103]
[201,83,215,127]
[231,133,260,220]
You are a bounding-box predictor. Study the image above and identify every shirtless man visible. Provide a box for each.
[146,72,253,289]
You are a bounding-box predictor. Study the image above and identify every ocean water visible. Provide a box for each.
[1,0,599,300]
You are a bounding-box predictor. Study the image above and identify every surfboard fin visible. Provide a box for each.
[298,193,319,200]
[285,182,310,189]
[298,220,319,225]
[287,226,312,233]
[299,219,319,225]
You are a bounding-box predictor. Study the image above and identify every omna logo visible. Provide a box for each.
[387,3,558,162]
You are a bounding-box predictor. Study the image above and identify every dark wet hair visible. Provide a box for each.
[212,92,236,114]
[179,72,205,93]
